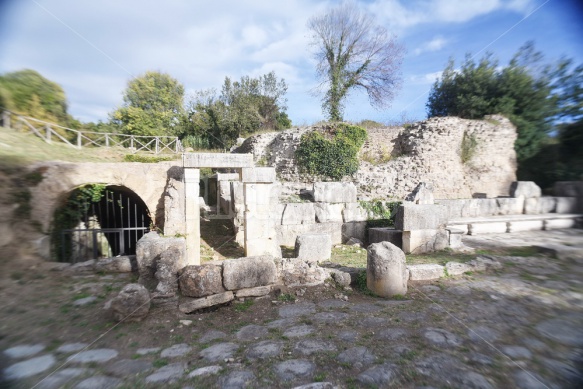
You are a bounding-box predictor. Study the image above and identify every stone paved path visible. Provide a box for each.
[1,230,583,388]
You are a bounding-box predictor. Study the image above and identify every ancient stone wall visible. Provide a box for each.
[30,161,182,233]
[234,115,517,200]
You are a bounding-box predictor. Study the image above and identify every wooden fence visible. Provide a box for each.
[1,110,183,154]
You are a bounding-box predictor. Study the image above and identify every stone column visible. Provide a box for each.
[244,183,281,257]
[242,167,281,257]
[184,168,200,265]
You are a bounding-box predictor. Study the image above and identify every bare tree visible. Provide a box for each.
[308,2,405,121]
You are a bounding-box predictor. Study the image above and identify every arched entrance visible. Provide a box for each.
[51,184,151,262]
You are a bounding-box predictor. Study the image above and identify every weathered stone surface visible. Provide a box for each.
[187,365,222,378]
[136,347,160,355]
[277,258,329,287]
[279,303,316,318]
[94,256,135,273]
[154,245,185,296]
[368,228,402,247]
[556,197,578,213]
[104,359,152,376]
[367,242,407,297]
[510,181,541,199]
[4,344,45,359]
[329,269,352,287]
[445,261,473,276]
[313,182,356,203]
[67,349,118,363]
[135,233,186,290]
[501,346,532,359]
[198,330,228,344]
[544,218,576,230]
[357,363,398,387]
[222,256,276,290]
[73,296,97,306]
[274,359,316,381]
[183,152,253,168]
[283,325,315,338]
[163,176,184,236]
[496,197,525,215]
[342,203,368,222]
[507,220,544,233]
[313,312,350,323]
[403,229,449,254]
[293,339,337,355]
[281,203,315,225]
[469,222,508,235]
[4,354,56,380]
[536,318,583,346]
[424,328,462,348]
[218,180,232,215]
[337,347,376,369]
[199,342,239,362]
[405,182,434,204]
[408,264,445,281]
[145,362,186,383]
[217,370,256,388]
[447,228,464,249]
[236,325,269,341]
[342,221,367,243]
[314,203,344,223]
[395,203,447,231]
[110,283,150,322]
[245,341,285,361]
[294,234,331,262]
[178,264,225,297]
[468,326,499,343]
[277,222,343,246]
[179,291,234,313]
[74,375,122,389]
[160,343,192,358]
[241,167,276,183]
[35,367,90,389]
[56,343,88,354]
[235,285,272,298]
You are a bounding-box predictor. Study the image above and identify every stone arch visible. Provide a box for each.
[30,161,179,234]
[50,184,152,261]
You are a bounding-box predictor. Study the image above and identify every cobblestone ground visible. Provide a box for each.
[1,230,582,389]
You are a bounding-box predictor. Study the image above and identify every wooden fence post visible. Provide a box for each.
[45,125,51,143]
[77,131,82,149]
[105,134,110,147]
[155,137,160,154]
[1,111,10,129]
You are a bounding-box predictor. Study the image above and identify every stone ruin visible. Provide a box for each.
[23,116,583,319]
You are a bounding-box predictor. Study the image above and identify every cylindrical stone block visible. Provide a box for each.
[367,241,408,297]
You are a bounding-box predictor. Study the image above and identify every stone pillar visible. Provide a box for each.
[184,168,200,265]
[244,183,281,257]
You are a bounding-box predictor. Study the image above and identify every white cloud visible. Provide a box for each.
[408,70,444,85]
[371,0,535,31]
[414,36,448,55]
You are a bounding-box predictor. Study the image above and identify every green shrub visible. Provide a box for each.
[295,123,367,180]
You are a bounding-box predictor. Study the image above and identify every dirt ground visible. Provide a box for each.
[1,229,582,388]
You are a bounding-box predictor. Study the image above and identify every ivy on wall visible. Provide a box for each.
[295,123,367,180]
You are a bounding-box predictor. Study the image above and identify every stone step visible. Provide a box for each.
[447,213,583,235]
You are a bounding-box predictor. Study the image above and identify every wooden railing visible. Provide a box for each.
[0,110,183,154]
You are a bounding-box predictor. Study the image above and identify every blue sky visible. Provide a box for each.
[0,0,581,126]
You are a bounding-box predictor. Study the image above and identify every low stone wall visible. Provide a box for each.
[437,196,578,220]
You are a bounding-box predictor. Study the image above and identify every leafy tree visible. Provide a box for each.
[426,44,560,161]
[307,2,405,121]
[0,69,70,124]
[112,71,184,136]
[181,72,289,149]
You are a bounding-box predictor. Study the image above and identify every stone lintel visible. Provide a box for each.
[183,153,253,168]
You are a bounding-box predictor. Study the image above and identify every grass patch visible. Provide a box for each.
[277,293,296,302]
[234,299,254,312]
[330,245,367,268]
[406,249,476,266]
[153,359,168,368]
